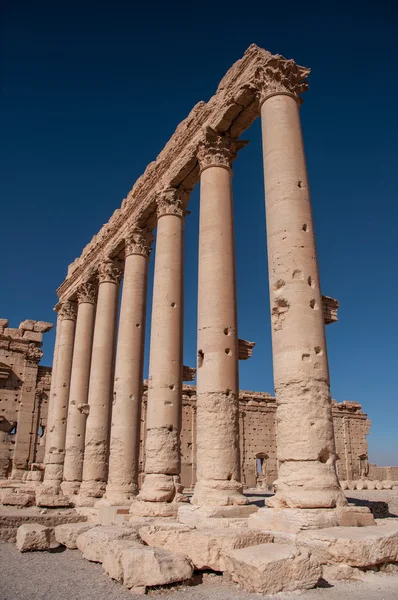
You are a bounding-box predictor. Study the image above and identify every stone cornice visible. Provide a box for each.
[197,127,248,172]
[56,45,310,302]
[98,259,123,284]
[125,228,153,258]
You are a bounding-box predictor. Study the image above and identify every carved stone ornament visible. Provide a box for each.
[253,57,311,105]
[77,281,97,305]
[156,188,186,219]
[58,300,77,322]
[98,259,123,284]
[125,227,153,258]
[197,127,248,172]
[26,343,43,364]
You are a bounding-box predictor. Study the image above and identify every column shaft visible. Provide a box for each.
[43,314,61,465]
[261,93,345,508]
[105,230,151,504]
[62,283,96,496]
[192,159,246,506]
[136,190,184,508]
[43,302,76,489]
[76,261,121,505]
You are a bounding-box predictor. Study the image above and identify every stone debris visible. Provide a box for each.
[121,545,194,590]
[139,522,274,571]
[54,522,98,549]
[298,521,398,567]
[223,543,322,594]
[16,523,51,552]
[102,538,144,582]
[76,525,140,563]
[322,563,367,582]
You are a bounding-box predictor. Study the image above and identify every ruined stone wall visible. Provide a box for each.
[0,319,52,478]
[368,465,398,481]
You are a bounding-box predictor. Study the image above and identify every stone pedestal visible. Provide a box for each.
[103,229,152,505]
[131,189,185,516]
[75,260,122,506]
[42,301,77,493]
[192,129,248,507]
[61,283,97,497]
[259,87,346,510]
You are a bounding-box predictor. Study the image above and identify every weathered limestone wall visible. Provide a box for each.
[0,318,53,479]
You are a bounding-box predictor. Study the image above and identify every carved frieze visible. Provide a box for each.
[58,301,77,322]
[156,188,186,219]
[98,259,123,284]
[253,58,310,105]
[125,227,153,258]
[77,281,97,305]
[197,127,248,172]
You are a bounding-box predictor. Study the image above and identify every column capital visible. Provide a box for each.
[98,259,123,285]
[156,188,187,220]
[77,281,97,305]
[125,227,154,258]
[58,300,77,322]
[253,60,310,106]
[197,127,248,173]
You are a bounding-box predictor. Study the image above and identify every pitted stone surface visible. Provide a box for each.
[16,523,51,552]
[54,522,98,549]
[102,538,144,582]
[121,545,194,589]
[76,525,140,563]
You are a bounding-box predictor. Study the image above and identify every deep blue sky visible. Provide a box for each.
[1,1,397,465]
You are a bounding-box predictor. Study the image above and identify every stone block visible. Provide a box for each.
[16,523,51,552]
[102,539,143,581]
[19,320,35,331]
[177,503,258,529]
[129,500,179,518]
[54,522,97,549]
[0,318,9,327]
[36,489,71,508]
[139,523,273,571]
[336,506,375,527]
[76,525,141,563]
[248,507,339,534]
[23,330,43,342]
[121,546,193,589]
[33,321,53,333]
[1,491,36,507]
[223,543,322,594]
[297,521,398,567]
[322,563,366,582]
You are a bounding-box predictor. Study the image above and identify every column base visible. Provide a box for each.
[73,481,106,507]
[35,484,71,508]
[177,503,259,528]
[60,481,81,497]
[129,500,180,518]
[137,473,186,503]
[191,479,248,506]
[248,506,375,535]
[98,485,138,506]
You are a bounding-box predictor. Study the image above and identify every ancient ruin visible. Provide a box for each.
[1,44,398,596]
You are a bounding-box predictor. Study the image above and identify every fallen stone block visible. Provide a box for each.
[122,546,193,589]
[36,489,71,508]
[54,522,98,549]
[298,521,398,567]
[139,523,273,571]
[322,563,366,582]
[1,491,35,507]
[76,525,141,563]
[336,506,375,527]
[223,543,322,594]
[16,523,51,552]
[103,539,143,582]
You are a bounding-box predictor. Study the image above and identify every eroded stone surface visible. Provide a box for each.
[102,538,143,581]
[121,545,193,589]
[223,543,322,594]
[54,522,97,549]
[76,525,140,563]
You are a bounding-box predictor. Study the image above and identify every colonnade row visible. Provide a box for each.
[43,91,346,511]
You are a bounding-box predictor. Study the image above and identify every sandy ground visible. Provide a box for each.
[2,541,398,600]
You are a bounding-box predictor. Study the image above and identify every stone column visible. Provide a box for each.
[103,228,152,505]
[43,312,61,466]
[192,128,248,507]
[43,301,77,491]
[132,189,185,517]
[61,282,97,497]
[75,259,122,506]
[259,82,346,509]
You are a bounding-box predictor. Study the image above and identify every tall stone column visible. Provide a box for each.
[103,228,152,505]
[132,189,185,517]
[259,80,346,509]
[43,301,77,491]
[75,259,122,506]
[61,282,97,497]
[43,312,61,466]
[192,128,248,507]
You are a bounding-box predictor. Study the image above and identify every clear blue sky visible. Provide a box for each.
[1,1,397,465]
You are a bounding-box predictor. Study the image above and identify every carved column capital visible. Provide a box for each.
[97,259,123,284]
[156,188,187,220]
[77,281,97,305]
[197,127,248,172]
[58,300,77,322]
[125,227,154,258]
[253,59,310,106]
